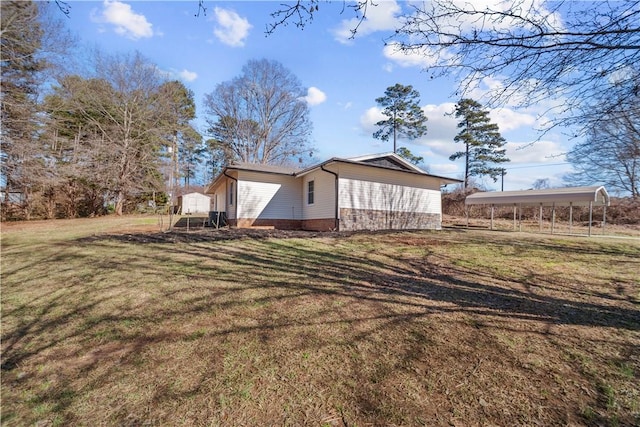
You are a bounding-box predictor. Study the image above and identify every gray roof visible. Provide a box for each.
[228,163,300,175]
[206,153,462,194]
[296,153,462,185]
[465,186,610,207]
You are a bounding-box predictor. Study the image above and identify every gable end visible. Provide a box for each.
[359,156,413,171]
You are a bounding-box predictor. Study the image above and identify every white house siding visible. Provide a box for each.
[237,171,302,223]
[301,169,336,220]
[208,183,227,213]
[335,163,443,230]
[211,191,226,213]
[225,178,237,220]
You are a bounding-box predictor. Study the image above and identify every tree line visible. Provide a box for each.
[2,1,638,222]
[1,2,314,220]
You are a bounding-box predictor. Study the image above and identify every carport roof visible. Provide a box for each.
[465,186,610,207]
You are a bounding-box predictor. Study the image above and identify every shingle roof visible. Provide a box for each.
[228,163,300,175]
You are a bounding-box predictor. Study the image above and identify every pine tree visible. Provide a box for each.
[373,84,428,153]
[449,99,509,189]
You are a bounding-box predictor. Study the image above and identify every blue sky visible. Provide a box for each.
[60,0,576,190]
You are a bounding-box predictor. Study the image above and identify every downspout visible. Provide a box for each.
[320,165,339,231]
[224,170,238,226]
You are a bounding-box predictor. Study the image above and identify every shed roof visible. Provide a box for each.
[465,186,610,207]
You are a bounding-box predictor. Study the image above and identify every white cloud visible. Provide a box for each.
[94,0,154,40]
[490,108,536,133]
[359,107,386,135]
[332,0,402,43]
[383,42,442,68]
[303,87,327,106]
[177,69,198,82]
[505,140,566,164]
[213,7,251,47]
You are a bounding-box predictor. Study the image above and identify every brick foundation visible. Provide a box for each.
[302,218,337,231]
[235,218,302,230]
[339,208,441,231]
[229,211,440,231]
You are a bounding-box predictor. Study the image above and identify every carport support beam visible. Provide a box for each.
[603,205,607,235]
[539,204,543,232]
[589,201,593,237]
[513,204,517,231]
[490,205,494,231]
[569,202,573,234]
[465,205,469,229]
[518,204,522,232]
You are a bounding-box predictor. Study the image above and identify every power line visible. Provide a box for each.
[503,162,570,170]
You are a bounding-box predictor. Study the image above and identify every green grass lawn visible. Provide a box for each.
[1,217,639,426]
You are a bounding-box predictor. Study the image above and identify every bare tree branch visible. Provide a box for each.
[390,0,640,134]
[266,0,373,38]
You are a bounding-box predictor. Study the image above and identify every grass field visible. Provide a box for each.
[1,216,639,426]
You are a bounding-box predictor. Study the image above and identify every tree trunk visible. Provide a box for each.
[115,190,125,216]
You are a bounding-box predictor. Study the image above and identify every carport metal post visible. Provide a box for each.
[539,204,543,232]
[518,204,522,232]
[513,204,517,231]
[490,204,494,230]
[465,205,469,228]
[569,202,573,234]
[603,204,607,235]
[588,201,593,237]
[551,202,556,234]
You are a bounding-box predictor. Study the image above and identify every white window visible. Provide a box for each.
[307,180,315,205]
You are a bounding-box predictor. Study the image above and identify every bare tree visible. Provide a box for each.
[203,59,313,165]
[532,178,550,190]
[266,0,371,36]
[267,1,640,133]
[564,96,640,198]
[391,1,640,132]
[45,52,171,215]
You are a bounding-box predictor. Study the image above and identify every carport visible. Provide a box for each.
[465,186,610,236]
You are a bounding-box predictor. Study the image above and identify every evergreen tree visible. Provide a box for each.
[396,147,424,166]
[373,83,428,153]
[449,99,509,189]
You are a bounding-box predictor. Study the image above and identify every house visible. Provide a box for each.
[205,153,461,231]
[176,192,211,214]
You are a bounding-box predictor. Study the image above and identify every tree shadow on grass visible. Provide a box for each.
[2,229,638,426]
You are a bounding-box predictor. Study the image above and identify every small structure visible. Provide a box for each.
[205,152,461,231]
[465,186,610,236]
[176,192,211,215]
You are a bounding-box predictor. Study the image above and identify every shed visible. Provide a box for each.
[177,192,211,214]
[465,186,610,236]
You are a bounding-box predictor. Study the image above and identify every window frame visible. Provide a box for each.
[307,180,315,205]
